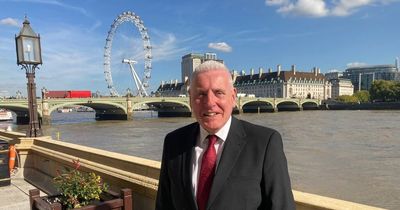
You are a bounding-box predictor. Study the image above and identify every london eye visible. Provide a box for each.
[104,11,152,97]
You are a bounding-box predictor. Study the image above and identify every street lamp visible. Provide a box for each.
[15,16,42,137]
[41,87,47,99]
[16,90,22,99]
[126,88,132,98]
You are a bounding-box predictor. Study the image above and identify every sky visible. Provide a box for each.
[1,0,399,97]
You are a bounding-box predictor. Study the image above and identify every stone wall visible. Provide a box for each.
[0,131,385,210]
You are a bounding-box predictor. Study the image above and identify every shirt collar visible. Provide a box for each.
[199,116,232,145]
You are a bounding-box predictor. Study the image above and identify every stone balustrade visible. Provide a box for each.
[0,130,385,210]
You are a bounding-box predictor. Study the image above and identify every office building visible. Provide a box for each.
[343,58,400,91]
[181,52,224,82]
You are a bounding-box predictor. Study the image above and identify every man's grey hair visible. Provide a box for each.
[190,60,233,87]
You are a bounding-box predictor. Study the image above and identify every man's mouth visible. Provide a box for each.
[203,112,217,117]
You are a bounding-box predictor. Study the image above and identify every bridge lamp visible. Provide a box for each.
[41,87,47,99]
[15,16,42,137]
[126,88,132,97]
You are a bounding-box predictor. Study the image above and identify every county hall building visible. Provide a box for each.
[233,65,331,100]
[156,53,332,100]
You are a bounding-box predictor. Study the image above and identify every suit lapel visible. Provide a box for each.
[181,123,199,209]
[207,117,247,207]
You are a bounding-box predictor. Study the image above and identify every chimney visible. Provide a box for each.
[277,65,281,76]
[291,65,296,75]
[175,79,178,86]
[396,57,400,71]
[259,67,263,78]
[268,68,272,73]
[170,79,173,84]
[241,70,246,76]
[313,67,317,76]
[250,68,254,76]
[161,80,164,88]
[317,68,321,75]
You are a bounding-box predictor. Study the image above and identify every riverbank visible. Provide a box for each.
[321,101,400,110]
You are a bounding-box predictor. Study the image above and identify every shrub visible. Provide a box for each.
[53,159,108,209]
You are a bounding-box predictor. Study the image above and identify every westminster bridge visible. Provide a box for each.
[0,96,320,124]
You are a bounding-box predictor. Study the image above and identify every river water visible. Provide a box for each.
[1,110,399,209]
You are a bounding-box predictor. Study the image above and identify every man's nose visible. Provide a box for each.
[204,92,216,106]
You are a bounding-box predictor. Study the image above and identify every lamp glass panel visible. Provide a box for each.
[22,37,35,62]
[21,37,41,63]
[16,38,24,63]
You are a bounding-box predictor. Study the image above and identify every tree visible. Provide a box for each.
[370,80,399,102]
[353,90,370,103]
[337,95,359,103]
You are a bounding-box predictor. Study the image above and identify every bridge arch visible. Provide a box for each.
[276,101,301,111]
[134,98,192,117]
[301,101,319,110]
[241,99,274,113]
[132,99,191,112]
[48,101,128,115]
[0,103,41,124]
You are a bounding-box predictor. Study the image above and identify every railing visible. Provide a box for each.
[0,131,385,210]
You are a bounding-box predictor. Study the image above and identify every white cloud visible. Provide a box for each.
[266,0,398,17]
[347,62,368,68]
[331,0,373,16]
[277,0,329,17]
[208,42,232,52]
[152,33,188,61]
[0,18,19,27]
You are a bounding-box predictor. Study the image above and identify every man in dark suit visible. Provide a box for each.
[156,60,295,210]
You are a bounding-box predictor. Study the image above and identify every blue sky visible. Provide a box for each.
[1,0,399,97]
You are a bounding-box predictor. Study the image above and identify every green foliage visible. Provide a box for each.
[336,95,359,103]
[53,159,108,209]
[353,90,370,103]
[370,80,400,102]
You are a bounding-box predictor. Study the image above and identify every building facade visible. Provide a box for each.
[180,52,223,82]
[154,79,188,97]
[233,65,331,100]
[343,58,400,91]
[330,79,354,99]
[324,71,343,81]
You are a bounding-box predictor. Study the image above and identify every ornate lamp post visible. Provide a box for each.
[41,87,47,99]
[126,88,132,98]
[15,16,42,137]
[16,90,22,99]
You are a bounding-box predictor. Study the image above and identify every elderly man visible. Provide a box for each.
[156,60,295,210]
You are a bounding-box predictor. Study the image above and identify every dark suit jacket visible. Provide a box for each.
[156,117,295,210]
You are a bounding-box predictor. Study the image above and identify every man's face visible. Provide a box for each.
[189,69,237,134]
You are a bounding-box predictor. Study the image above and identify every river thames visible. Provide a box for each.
[1,110,399,209]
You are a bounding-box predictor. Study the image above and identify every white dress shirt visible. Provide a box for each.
[191,116,232,198]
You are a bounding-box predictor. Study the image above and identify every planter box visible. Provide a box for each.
[29,188,132,210]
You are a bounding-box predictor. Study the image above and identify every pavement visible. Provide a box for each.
[0,168,46,210]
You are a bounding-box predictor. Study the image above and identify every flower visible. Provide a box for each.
[53,159,108,209]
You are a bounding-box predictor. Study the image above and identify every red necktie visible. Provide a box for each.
[197,135,218,210]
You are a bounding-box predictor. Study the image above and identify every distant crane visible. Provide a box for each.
[122,59,148,97]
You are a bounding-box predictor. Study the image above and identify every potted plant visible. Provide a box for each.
[29,159,132,210]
